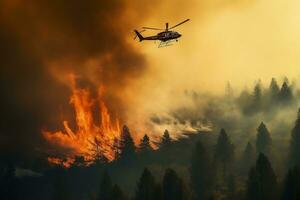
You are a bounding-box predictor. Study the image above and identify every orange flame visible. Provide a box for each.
[43,76,120,167]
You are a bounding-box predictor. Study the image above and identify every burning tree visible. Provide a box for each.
[43,76,121,167]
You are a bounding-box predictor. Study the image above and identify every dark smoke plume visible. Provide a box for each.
[0,0,152,161]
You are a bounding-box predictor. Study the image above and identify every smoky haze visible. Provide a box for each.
[2,0,300,163]
[125,0,300,137]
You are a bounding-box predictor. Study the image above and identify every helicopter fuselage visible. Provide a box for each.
[144,31,181,42]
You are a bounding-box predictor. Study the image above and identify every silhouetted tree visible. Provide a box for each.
[214,128,234,179]
[163,169,189,200]
[281,167,300,200]
[156,129,172,149]
[135,168,156,200]
[256,122,272,156]
[240,142,256,176]
[139,134,153,152]
[289,108,300,167]
[256,153,278,199]
[118,125,136,162]
[90,138,109,164]
[98,171,113,200]
[73,155,88,166]
[269,78,280,97]
[268,78,280,106]
[113,138,121,160]
[246,167,260,200]
[252,81,263,112]
[190,141,213,200]
[237,88,252,114]
[278,81,293,104]
[226,174,237,200]
[246,153,277,200]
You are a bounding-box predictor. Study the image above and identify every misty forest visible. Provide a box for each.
[3,77,300,200]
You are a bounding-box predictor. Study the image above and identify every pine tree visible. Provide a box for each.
[226,174,237,200]
[157,130,172,148]
[97,172,126,200]
[135,168,156,200]
[237,88,252,114]
[118,125,136,162]
[256,153,277,199]
[269,78,280,105]
[279,81,293,105]
[98,171,113,200]
[190,141,213,200]
[256,122,272,156]
[214,128,234,179]
[113,138,121,160]
[90,138,109,164]
[246,167,260,200]
[281,167,300,200]
[162,168,189,200]
[252,81,263,112]
[73,155,88,166]
[244,142,256,164]
[139,134,153,152]
[289,108,300,167]
[246,153,277,200]
[240,142,256,176]
[269,78,280,97]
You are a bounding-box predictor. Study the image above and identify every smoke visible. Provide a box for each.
[0,0,157,160]
[123,0,300,141]
[149,78,300,155]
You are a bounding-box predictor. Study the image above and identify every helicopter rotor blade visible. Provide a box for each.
[142,27,164,31]
[169,19,190,30]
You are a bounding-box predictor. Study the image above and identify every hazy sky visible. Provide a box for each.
[124,0,300,135]
[136,0,300,89]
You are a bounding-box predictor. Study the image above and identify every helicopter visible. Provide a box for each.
[134,19,190,47]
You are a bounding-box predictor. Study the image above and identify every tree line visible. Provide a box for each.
[235,78,295,115]
[2,77,300,200]
[87,107,300,200]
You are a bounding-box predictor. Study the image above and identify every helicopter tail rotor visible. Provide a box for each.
[134,30,145,42]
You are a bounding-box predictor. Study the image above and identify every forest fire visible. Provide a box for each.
[43,77,121,167]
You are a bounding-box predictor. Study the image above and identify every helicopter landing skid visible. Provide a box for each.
[158,40,174,48]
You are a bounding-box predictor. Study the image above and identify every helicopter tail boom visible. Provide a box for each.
[134,30,144,42]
